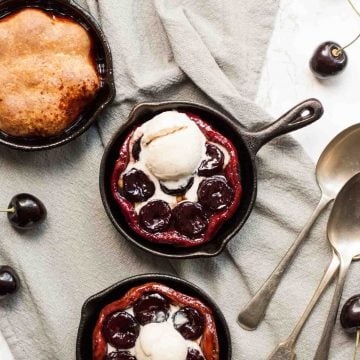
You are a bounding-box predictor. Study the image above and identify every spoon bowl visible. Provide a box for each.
[317,124,360,199]
[327,173,360,253]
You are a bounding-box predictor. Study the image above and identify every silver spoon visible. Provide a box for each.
[267,245,360,359]
[268,173,360,360]
[238,124,360,330]
[314,173,360,360]
[267,252,339,360]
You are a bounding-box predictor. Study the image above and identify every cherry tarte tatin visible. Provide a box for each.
[93,282,219,360]
[111,111,242,247]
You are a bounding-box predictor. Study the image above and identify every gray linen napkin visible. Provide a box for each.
[0,1,357,359]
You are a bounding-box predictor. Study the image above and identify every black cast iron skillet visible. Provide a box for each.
[0,0,115,151]
[76,273,231,360]
[100,99,323,258]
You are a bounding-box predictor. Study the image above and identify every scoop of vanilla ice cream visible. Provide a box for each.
[135,322,188,360]
[140,111,206,186]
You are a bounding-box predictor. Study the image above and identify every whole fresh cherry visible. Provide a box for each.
[310,41,348,79]
[340,294,360,358]
[0,266,20,298]
[4,194,47,230]
[341,294,360,333]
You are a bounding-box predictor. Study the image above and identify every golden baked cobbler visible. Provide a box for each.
[0,8,100,137]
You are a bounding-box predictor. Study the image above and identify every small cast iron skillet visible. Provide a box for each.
[76,273,231,360]
[0,0,115,151]
[100,99,323,258]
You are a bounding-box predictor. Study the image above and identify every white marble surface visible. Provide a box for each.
[1,0,359,358]
[256,0,360,163]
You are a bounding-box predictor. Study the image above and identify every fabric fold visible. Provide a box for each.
[2,1,353,359]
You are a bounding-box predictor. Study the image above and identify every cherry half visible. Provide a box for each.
[122,169,155,203]
[0,266,20,298]
[172,202,208,238]
[310,41,348,79]
[4,193,47,230]
[173,307,205,340]
[198,143,224,177]
[132,137,142,161]
[106,352,136,360]
[139,200,171,233]
[198,176,234,212]
[160,177,194,196]
[133,292,170,325]
[187,348,205,360]
[340,294,360,359]
[102,311,140,349]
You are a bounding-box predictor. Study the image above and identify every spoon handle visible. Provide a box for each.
[314,255,352,360]
[267,253,339,360]
[238,195,330,330]
[267,341,296,360]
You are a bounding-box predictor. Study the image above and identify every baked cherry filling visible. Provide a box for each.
[102,311,140,349]
[139,201,171,233]
[93,283,219,360]
[187,349,205,360]
[122,169,155,203]
[160,177,194,196]
[106,351,136,360]
[173,307,205,340]
[133,292,170,325]
[198,176,234,212]
[132,138,142,161]
[111,111,242,247]
[198,144,224,177]
[173,202,208,238]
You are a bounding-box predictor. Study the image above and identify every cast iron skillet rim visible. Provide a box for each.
[76,273,232,360]
[0,0,116,151]
[99,101,257,259]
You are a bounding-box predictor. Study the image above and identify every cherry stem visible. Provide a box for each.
[354,328,360,360]
[332,32,360,57]
[330,0,360,57]
[0,208,15,213]
[348,0,360,17]
[331,0,360,57]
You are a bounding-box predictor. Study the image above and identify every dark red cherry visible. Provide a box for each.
[198,176,234,212]
[102,311,140,349]
[122,169,155,202]
[198,144,224,177]
[7,193,47,230]
[187,348,205,360]
[172,202,208,238]
[0,266,20,298]
[173,307,205,340]
[106,352,136,360]
[132,137,142,161]
[340,294,360,333]
[160,177,194,196]
[310,41,347,79]
[139,200,171,233]
[133,292,170,325]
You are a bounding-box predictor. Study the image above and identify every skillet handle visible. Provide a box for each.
[242,98,324,155]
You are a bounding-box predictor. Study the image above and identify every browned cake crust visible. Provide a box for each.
[0,8,100,137]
